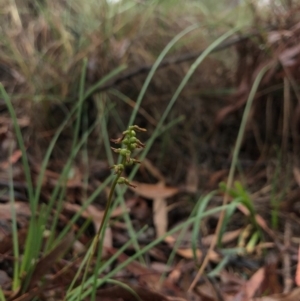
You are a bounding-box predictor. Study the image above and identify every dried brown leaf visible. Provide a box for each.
[164,236,219,262]
[130,182,179,199]
[195,282,218,301]
[264,254,282,294]
[267,30,293,44]
[202,229,242,246]
[251,287,300,301]
[279,44,300,66]
[293,167,300,187]
[0,149,22,169]
[153,182,168,238]
[185,164,198,193]
[245,267,265,298]
[295,246,300,286]
[0,202,31,221]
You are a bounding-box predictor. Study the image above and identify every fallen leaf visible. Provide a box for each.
[107,248,181,295]
[245,267,265,298]
[153,182,168,238]
[129,181,176,239]
[0,149,22,169]
[195,282,219,301]
[219,270,245,286]
[202,229,242,246]
[293,167,300,187]
[251,287,300,301]
[185,164,198,193]
[237,204,276,239]
[151,262,172,273]
[168,261,182,283]
[176,248,203,260]
[279,44,300,66]
[130,182,179,199]
[295,245,300,286]
[164,236,219,262]
[263,253,282,294]
[0,202,31,221]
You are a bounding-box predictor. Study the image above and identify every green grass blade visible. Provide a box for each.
[128,24,200,126]
[192,191,216,261]
[225,62,273,202]
[160,191,216,285]
[33,101,82,219]
[66,226,148,301]
[0,288,6,301]
[0,85,34,208]
[8,148,20,291]
[207,255,230,277]
[73,58,88,149]
[216,62,274,247]
[105,279,142,301]
[84,65,127,101]
[72,204,231,300]
[45,121,98,250]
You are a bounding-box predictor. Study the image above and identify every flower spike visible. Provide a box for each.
[110,125,146,189]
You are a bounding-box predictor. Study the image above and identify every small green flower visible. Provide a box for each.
[110,164,124,174]
[110,125,146,187]
[117,177,136,188]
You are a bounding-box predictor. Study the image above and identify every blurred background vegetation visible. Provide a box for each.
[2,0,300,218]
[2,0,300,299]
[2,0,295,176]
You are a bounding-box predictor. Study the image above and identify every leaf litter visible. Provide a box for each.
[2,2,300,301]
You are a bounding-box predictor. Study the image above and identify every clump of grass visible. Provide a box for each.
[219,181,263,249]
[0,60,124,299]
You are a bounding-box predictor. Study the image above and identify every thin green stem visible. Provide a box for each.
[76,125,146,300]
[93,164,123,255]
[78,160,124,301]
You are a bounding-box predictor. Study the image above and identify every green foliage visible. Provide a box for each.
[219,181,263,249]
[0,59,125,298]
